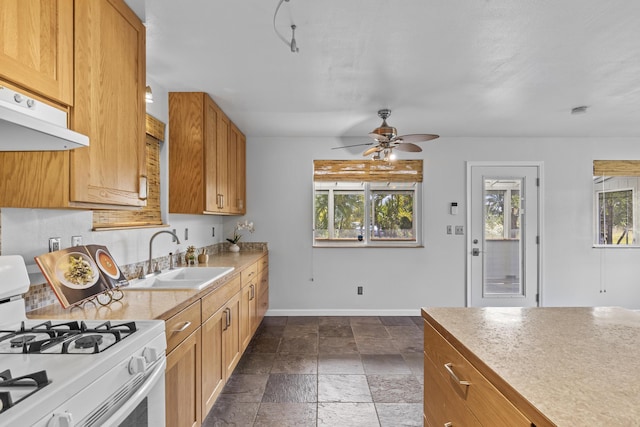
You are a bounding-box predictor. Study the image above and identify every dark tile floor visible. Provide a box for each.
[203,316,424,427]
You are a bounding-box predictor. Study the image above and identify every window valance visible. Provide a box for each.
[593,160,640,177]
[313,160,423,182]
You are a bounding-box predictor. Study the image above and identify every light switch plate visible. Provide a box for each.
[455,226,464,235]
[49,237,61,252]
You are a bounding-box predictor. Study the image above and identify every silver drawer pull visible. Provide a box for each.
[174,321,191,333]
[444,423,453,427]
[444,362,470,386]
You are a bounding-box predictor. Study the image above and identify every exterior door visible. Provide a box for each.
[467,163,541,307]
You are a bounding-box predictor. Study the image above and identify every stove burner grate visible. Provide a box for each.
[0,320,138,354]
[0,369,50,413]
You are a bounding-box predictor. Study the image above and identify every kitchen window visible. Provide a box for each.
[313,160,422,247]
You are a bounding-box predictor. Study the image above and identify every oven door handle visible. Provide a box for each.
[96,358,167,426]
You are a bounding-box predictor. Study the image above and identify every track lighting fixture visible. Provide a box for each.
[290,25,299,53]
[273,0,299,53]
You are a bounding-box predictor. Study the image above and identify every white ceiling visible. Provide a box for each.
[129,0,640,139]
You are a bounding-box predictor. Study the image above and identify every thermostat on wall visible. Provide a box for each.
[450,202,458,215]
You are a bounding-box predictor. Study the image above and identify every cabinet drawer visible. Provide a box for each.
[202,275,241,320]
[257,256,268,273]
[424,322,531,427]
[424,352,481,427]
[241,262,258,287]
[166,300,201,353]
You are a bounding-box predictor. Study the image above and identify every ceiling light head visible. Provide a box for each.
[145,85,153,103]
[571,105,588,115]
[290,25,299,53]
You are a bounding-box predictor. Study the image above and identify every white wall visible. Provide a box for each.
[0,79,226,280]
[239,136,640,315]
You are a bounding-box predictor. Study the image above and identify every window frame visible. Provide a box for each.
[313,180,422,248]
[594,186,636,246]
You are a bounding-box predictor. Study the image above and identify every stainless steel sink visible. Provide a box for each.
[126,266,234,290]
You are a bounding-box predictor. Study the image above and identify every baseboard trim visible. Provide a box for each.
[265,308,421,317]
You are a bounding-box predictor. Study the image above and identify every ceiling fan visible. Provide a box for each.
[333,109,439,161]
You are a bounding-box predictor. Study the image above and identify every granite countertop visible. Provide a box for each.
[28,251,267,322]
[422,306,640,426]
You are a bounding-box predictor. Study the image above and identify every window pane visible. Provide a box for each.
[334,191,364,239]
[484,190,505,240]
[510,190,521,239]
[371,190,415,240]
[314,191,329,239]
[598,190,634,245]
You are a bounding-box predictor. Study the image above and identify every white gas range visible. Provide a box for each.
[0,255,167,427]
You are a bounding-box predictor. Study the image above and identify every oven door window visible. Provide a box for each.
[119,397,148,427]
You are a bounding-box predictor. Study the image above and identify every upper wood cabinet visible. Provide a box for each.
[70,0,147,207]
[229,122,246,215]
[169,92,247,215]
[0,0,147,209]
[0,0,74,106]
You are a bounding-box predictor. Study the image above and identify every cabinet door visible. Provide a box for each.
[256,269,269,328]
[204,96,221,213]
[227,126,238,214]
[70,0,146,207]
[229,122,246,214]
[222,292,241,379]
[201,308,225,420]
[166,328,202,427]
[214,112,230,213]
[236,128,246,214]
[240,282,257,351]
[0,0,73,105]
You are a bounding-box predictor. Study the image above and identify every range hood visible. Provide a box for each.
[0,87,89,151]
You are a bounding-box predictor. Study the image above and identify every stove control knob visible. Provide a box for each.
[142,346,159,363]
[128,355,146,375]
[47,412,73,427]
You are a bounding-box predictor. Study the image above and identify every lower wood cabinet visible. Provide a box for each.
[256,264,269,325]
[423,320,532,427]
[166,327,202,427]
[167,254,269,427]
[164,300,202,427]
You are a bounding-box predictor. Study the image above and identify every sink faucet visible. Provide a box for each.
[144,230,181,278]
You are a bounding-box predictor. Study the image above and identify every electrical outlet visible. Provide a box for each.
[184,228,189,241]
[49,237,61,252]
[455,226,464,235]
[71,236,83,246]
[172,229,177,242]
[446,225,452,235]
[212,226,215,237]
[357,286,363,295]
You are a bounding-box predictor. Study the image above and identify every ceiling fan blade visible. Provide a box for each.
[394,142,422,152]
[396,133,439,143]
[331,142,374,150]
[363,146,381,157]
[368,132,389,143]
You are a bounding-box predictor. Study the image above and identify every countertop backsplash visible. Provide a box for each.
[24,241,267,312]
